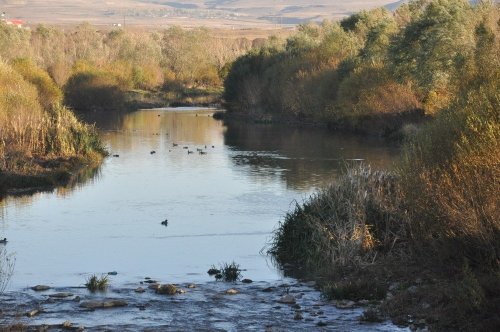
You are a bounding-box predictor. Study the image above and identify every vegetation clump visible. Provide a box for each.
[85,274,109,292]
[208,262,242,282]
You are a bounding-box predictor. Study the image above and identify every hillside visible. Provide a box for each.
[1,0,408,28]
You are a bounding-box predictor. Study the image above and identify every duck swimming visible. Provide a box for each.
[0,238,7,244]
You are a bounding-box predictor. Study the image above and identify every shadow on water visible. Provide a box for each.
[224,121,400,191]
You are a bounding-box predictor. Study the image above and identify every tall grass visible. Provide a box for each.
[269,165,407,271]
[0,61,106,174]
[400,86,499,270]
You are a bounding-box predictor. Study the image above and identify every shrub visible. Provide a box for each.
[400,86,500,270]
[269,165,407,271]
[11,58,63,110]
[64,68,126,112]
[85,274,109,292]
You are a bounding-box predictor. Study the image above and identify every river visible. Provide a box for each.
[0,107,405,331]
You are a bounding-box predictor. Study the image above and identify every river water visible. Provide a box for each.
[0,108,405,331]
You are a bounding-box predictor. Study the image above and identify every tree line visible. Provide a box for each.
[224,0,498,137]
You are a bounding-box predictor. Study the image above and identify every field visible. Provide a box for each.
[1,0,406,29]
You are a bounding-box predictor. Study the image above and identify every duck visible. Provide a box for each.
[112,154,120,158]
[199,151,207,155]
[187,150,194,154]
[150,150,156,154]
[0,238,7,244]
[161,219,168,226]
[172,143,178,147]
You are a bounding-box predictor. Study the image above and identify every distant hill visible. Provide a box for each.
[384,0,409,11]
[0,0,408,28]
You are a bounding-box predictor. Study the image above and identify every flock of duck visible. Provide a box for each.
[149,142,215,156]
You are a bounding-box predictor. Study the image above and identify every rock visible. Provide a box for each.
[49,292,73,299]
[278,294,296,304]
[317,321,328,327]
[103,300,128,308]
[108,271,118,276]
[80,300,103,310]
[292,304,301,310]
[148,283,161,290]
[176,289,186,294]
[80,300,128,309]
[241,279,253,284]
[262,287,275,292]
[73,296,81,302]
[144,279,157,284]
[294,312,303,320]
[335,300,356,309]
[386,292,394,300]
[421,302,431,310]
[156,284,177,295]
[31,285,50,291]
[226,289,239,295]
[26,309,40,317]
[62,321,72,328]
[135,287,146,293]
[187,283,196,289]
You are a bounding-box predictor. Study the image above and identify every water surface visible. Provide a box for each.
[0,108,402,330]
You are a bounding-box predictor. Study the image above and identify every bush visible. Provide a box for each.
[400,86,500,270]
[64,68,127,112]
[269,165,407,271]
[11,58,63,110]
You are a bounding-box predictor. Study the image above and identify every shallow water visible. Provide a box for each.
[0,108,404,330]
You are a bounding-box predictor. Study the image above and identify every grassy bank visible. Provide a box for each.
[0,61,107,196]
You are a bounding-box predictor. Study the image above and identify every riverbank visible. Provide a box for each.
[216,109,429,140]
[0,155,103,198]
[269,164,499,331]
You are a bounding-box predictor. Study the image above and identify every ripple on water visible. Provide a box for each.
[0,281,407,331]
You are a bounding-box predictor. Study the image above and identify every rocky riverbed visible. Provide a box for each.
[0,279,407,331]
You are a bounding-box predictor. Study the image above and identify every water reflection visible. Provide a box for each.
[224,122,400,190]
[0,164,102,216]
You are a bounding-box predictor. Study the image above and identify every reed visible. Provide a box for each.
[0,61,106,175]
[269,164,407,272]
